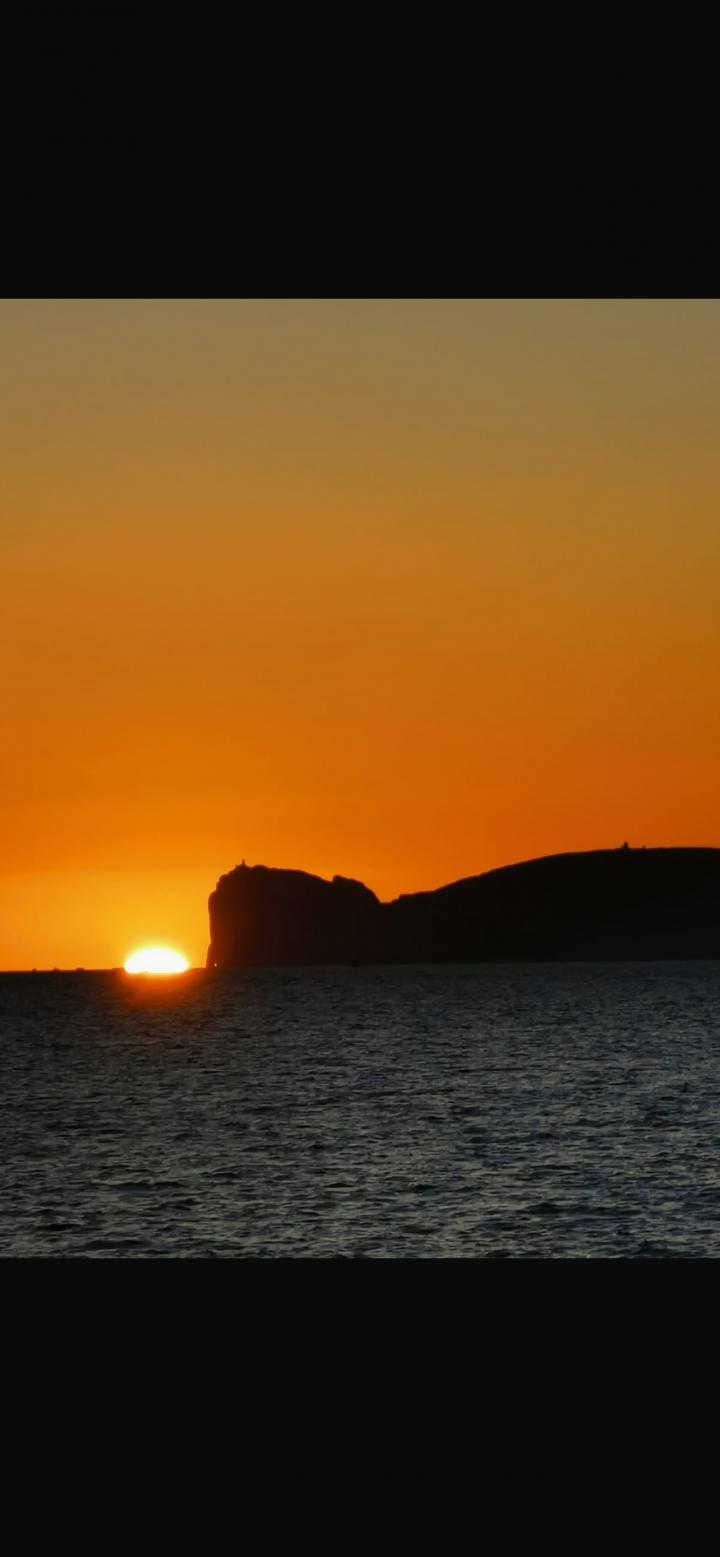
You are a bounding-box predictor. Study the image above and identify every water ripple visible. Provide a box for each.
[2,962,720,1256]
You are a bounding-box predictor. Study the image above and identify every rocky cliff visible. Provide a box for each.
[206,847,720,967]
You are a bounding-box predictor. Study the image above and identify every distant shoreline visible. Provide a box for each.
[4,957,720,976]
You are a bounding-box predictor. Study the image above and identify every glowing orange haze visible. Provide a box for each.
[1,299,719,968]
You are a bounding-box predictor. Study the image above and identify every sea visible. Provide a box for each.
[2,961,720,1258]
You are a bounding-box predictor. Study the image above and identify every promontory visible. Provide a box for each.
[206,847,720,966]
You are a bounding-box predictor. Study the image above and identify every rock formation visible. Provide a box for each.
[206,847,720,967]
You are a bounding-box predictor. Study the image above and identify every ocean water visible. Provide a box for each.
[2,962,720,1258]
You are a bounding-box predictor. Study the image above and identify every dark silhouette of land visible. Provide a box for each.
[206,847,720,966]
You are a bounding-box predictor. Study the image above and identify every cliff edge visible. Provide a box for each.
[206,847,720,967]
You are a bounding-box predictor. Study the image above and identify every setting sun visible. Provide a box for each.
[124,947,190,975]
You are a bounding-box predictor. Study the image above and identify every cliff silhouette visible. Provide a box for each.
[206,847,720,966]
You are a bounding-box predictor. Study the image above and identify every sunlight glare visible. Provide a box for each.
[124,946,190,975]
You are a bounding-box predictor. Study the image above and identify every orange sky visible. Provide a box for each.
[2,298,719,968]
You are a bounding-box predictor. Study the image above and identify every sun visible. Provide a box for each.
[124,946,190,975]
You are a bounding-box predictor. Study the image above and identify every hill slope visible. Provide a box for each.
[207,847,720,966]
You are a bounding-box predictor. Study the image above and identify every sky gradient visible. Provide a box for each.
[2,298,719,968]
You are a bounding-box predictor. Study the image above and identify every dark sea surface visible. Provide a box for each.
[2,963,720,1258]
